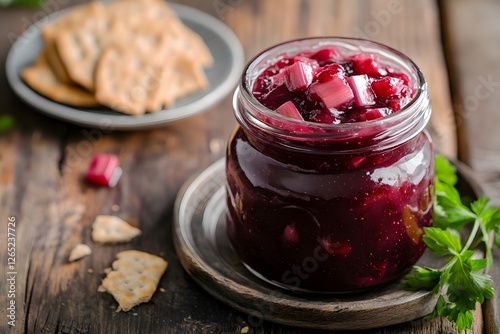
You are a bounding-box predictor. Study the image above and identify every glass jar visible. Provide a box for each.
[225,38,434,293]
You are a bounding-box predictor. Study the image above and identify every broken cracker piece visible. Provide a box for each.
[21,52,99,107]
[91,215,141,244]
[171,56,209,100]
[100,250,168,311]
[68,243,92,262]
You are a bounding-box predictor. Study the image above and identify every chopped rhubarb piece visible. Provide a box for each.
[293,56,319,69]
[276,101,304,120]
[310,77,354,109]
[371,77,404,98]
[351,54,381,77]
[284,61,314,91]
[346,75,375,107]
[272,69,287,87]
[86,154,122,187]
[310,47,341,65]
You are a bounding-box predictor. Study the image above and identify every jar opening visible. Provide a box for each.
[234,37,431,154]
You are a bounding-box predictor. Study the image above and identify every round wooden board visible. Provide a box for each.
[173,158,481,330]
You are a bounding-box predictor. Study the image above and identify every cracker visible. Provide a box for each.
[42,2,104,84]
[21,52,99,107]
[163,55,209,106]
[41,2,106,44]
[91,215,141,244]
[68,243,92,262]
[95,46,169,115]
[173,25,214,68]
[32,0,214,114]
[100,250,168,311]
[107,0,180,30]
[45,38,72,84]
[43,2,106,89]
[55,15,126,91]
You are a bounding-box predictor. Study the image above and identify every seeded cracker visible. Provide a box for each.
[101,250,168,311]
[91,215,141,244]
[68,244,92,262]
[21,52,99,107]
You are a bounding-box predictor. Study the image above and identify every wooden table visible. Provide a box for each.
[1,0,499,333]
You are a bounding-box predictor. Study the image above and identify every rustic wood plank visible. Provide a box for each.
[441,1,500,333]
[17,110,238,334]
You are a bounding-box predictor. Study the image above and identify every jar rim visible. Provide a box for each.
[238,37,428,138]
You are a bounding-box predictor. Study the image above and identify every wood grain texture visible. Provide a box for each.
[0,0,479,333]
[441,1,500,333]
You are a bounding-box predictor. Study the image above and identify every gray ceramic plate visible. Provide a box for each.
[173,158,482,330]
[5,3,244,130]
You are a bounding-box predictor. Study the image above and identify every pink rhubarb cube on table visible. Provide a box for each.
[86,154,122,187]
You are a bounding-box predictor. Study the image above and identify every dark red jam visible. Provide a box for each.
[252,48,414,125]
[226,38,434,293]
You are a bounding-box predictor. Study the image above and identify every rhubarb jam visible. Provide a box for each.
[226,38,434,293]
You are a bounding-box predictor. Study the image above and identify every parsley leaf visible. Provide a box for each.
[435,155,457,186]
[403,155,499,332]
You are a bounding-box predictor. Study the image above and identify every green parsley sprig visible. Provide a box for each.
[403,155,500,332]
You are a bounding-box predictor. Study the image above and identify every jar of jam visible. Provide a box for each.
[226,38,434,293]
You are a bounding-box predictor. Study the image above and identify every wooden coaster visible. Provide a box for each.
[172,158,483,331]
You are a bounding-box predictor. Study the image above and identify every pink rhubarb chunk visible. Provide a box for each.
[285,61,314,91]
[276,101,304,120]
[346,75,375,107]
[310,76,354,109]
[86,153,122,187]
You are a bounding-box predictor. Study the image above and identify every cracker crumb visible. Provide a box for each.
[68,243,92,262]
[87,268,94,274]
[241,326,250,334]
[111,204,120,212]
[92,215,141,244]
[100,250,168,311]
[159,287,166,293]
